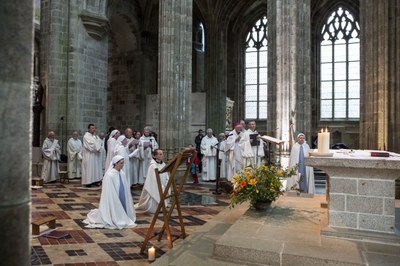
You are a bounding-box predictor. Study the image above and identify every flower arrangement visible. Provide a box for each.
[230,164,298,209]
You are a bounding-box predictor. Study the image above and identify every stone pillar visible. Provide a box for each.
[360,0,400,152]
[205,22,228,135]
[158,0,193,159]
[268,0,311,151]
[0,0,33,265]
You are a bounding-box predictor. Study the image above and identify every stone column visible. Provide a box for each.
[205,22,228,135]
[0,0,33,265]
[158,0,193,159]
[268,0,311,151]
[360,0,400,152]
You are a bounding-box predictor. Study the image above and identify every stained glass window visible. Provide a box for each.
[320,7,360,120]
[245,16,268,120]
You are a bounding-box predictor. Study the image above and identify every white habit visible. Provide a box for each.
[100,138,106,174]
[41,138,61,183]
[82,132,103,185]
[67,137,82,179]
[105,138,117,169]
[135,159,169,214]
[287,142,315,194]
[225,130,253,181]
[138,136,159,182]
[83,167,136,229]
[126,137,139,185]
[247,129,265,168]
[200,135,219,181]
[218,140,227,178]
[114,141,132,187]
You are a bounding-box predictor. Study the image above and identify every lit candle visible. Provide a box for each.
[318,128,330,154]
[148,246,156,262]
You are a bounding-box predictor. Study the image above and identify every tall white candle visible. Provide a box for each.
[148,246,155,261]
[318,128,330,153]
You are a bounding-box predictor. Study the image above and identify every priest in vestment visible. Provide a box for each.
[130,131,141,185]
[41,131,61,183]
[113,135,132,187]
[83,155,137,229]
[125,128,138,186]
[135,149,169,214]
[225,122,253,181]
[105,129,120,169]
[287,133,315,194]
[247,121,265,167]
[82,124,103,187]
[200,128,219,181]
[99,132,106,174]
[218,133,228,179]
[138,127,159,183]
[67,131,82,179]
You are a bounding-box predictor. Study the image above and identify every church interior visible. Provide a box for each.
[1,0,399,265]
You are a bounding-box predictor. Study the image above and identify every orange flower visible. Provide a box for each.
[277,169,283,177]
[240,181,247,187]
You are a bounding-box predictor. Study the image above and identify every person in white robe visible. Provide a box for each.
[105,129,120,170]
[138,127,159,183]
[287,133,315,194]
[247,121,265,168]
[67,131,82,179]
[83,155,137,229]
[82,124,103,187]
[41,131,61,183]
[218,133,227,179]
[125,128,138,187]
[113,135,132,187]
[130,131,141,185]
[135,149,169,214]
[200,128,219,181]
[225,122,254,181]
[99,132,106,174]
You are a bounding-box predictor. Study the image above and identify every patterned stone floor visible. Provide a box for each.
[31,180,229,265]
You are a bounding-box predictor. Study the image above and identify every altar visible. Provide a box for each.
[305,150,400,235]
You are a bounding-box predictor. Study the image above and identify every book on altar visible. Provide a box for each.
[43,230,69,239]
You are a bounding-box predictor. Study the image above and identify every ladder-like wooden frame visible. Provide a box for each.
[140,148,197,253]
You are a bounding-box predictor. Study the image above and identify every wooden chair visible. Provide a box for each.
[140,148,196,252]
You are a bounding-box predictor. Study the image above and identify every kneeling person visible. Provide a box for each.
[135,149,170,214]
[84,155,136,229]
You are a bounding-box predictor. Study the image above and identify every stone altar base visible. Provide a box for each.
[213,195,400,266]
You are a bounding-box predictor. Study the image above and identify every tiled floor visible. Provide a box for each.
[31,180,230,265]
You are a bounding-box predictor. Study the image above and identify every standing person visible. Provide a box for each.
[247,121,265,167]
[135,149,169,214]
[138,127,158,183]
[113,135,132,187]
[82,124,103,187]
[83,155,137,229]
[130,131,141,186]
[99,132,106,174]
[225,122,253,181]
[67,130,82,180]
[194,129,204,173]
[186,145,199,184]
[287,133,315,194]
[125,128,136,186]
[218,133,227,179]
[104,127,115,154]
[200,128,219,181]
[105,129,120,169]
[41,131,61,183]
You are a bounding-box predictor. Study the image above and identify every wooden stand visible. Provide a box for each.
[140,148,197,253]
[31,216,56,235]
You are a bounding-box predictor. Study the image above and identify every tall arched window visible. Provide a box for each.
[320,7,360,120]
[245,16,268,120]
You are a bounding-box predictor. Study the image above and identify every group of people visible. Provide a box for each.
[194,120,315,194]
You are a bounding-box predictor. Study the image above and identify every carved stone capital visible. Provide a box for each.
[80,11,109,41]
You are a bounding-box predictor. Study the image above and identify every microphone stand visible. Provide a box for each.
[212,143,222,195]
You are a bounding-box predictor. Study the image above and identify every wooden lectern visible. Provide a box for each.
[260,135,284,165]
[140,148,197,253]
